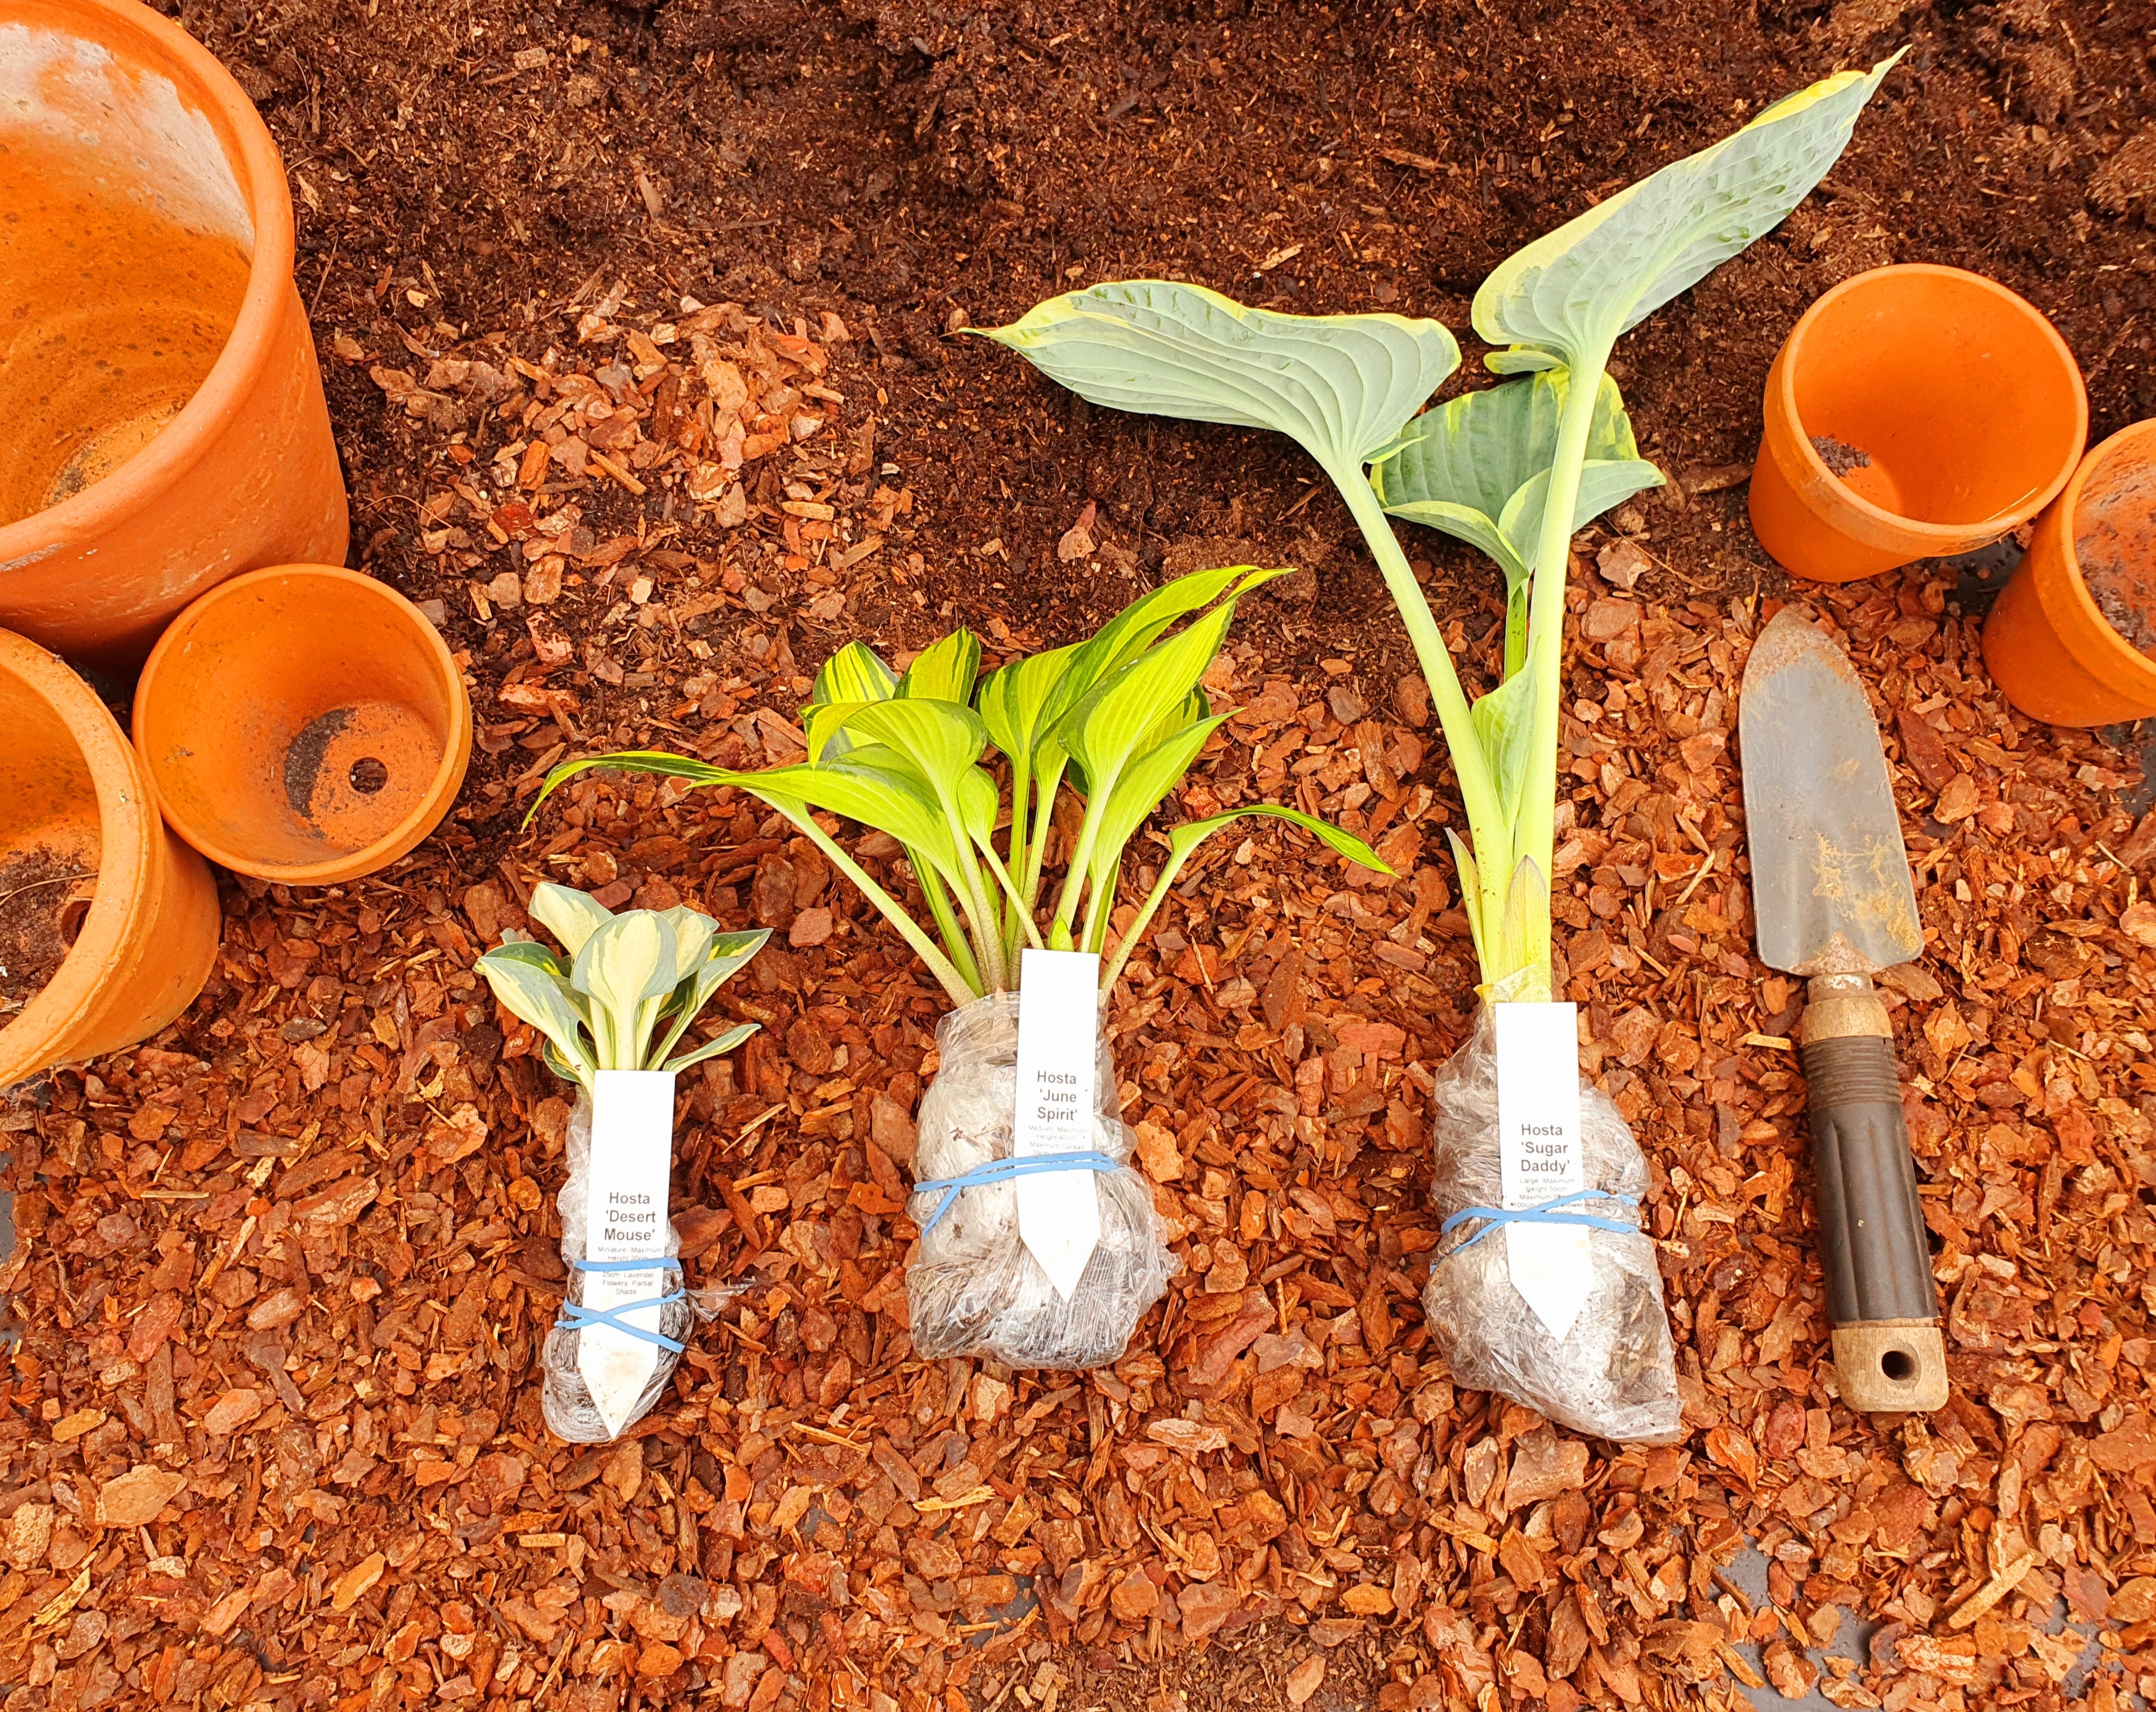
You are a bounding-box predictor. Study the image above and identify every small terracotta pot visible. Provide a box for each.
[0,0,348,667]
[0,629,219,1087]
[134,566,472,883]
[1749,265,2087,583]
[1982,420,2156,727]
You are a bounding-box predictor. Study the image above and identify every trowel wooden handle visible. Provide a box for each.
[1798,976,1948,1413]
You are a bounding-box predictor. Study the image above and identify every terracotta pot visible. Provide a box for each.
[0,0,348,667]
[1982,420,2156,727]
[0,629,219,1087]
[1749,265,2087,583]
[134,565,472,883]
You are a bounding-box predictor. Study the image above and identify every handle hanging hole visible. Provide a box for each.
[1880,1347,1918,1382]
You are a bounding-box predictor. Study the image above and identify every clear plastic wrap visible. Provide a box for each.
[906,993,1175,1369]
[1420,1003,1683,1444]
[544,1087,720,1443]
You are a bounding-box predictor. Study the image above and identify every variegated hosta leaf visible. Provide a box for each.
[808,642,899,758]
[983,280,1460,481]
[528,880,615,956]
[899,628,981,705]
[1377,372,1658,588]
[1056,600,1237,797]
[475,952,596,1086]
[1475,55,1901,370]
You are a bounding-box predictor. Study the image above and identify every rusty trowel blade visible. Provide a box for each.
[1739,609,1922,977]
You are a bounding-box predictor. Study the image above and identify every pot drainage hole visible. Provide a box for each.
[0,848,94,1009]
[281,704,442,851]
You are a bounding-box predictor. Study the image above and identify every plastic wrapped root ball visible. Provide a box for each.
[543,1087,697,1444]
[1420,1003,1683,1444]
[905,993,1176,1369]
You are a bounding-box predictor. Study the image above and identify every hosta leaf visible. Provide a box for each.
[1446,829,1487,975]
[808,643,899,758]
[983,281,1459,482]
[477,953,595,1085]
[899,628,981,705]
[658,905,720,986]
[1166,803,1391,873]
[1475,55,1900,369]
[1085,714,1232,900]
[528,750,724,824]
[572,911,679,1011]
[650,928,771,1071]
[1469,669,1539,831]
[481,933,569,979]
[1376,372,1657,593]
[837,700,992,815]
[529,880,615,956]
[977,643,1080,770]
[1056,601,1235,796]
[724,758,961,878]
[1495,458,1665,572]
[662,1021,761,1074]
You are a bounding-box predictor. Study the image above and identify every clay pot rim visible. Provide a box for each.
[2030,418,2156,696]
[0,629,155,1068]
[136,565,472,885]
[1768,262,2089,545]
[0,0,295,574]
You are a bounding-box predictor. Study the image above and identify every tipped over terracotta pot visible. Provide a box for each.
[0,0,348,666]
[1983,419,2156,727]
[133,565,472,884]
[1748,265,2087,583]
[0,629,220,1087]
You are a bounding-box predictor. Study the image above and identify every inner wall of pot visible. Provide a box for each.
[0,670,100,1004]
[1791,275,2083,531]
[0,19,255,528]
[2074,433,2156,660]
[148,582,452,865]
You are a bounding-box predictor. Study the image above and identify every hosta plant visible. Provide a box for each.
[476,881,770,1086]
[529,565,1390,1005]
[983,56,1899,1003]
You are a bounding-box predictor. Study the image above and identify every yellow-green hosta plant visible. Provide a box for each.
[983,55,1900,1004]
[528,565,1390,1006]
[476,882,770,1087]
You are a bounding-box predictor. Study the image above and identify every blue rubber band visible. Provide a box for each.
[1439,1189,1641,1254]
[557,1255,687,1354]
[910,1150,1122,1235]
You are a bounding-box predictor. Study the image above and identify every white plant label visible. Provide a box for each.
[1494,1003,1591,1341]
[1013,948,1102,1299]
[581,1069,678,1440]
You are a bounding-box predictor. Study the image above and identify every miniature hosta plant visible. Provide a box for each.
[475,881,770,1087]
[983,55,1900,1003]
[529,565,1390,1005]
[476,883,772,1440]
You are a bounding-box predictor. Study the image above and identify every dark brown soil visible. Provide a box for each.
[153,0,2156,867]
[1810,433,1873,477]
[0,848,88,1006]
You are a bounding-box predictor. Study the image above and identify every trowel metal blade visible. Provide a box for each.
[1739,609,1923,978]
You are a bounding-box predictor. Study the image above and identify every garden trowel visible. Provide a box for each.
[1739,609,1947,1413]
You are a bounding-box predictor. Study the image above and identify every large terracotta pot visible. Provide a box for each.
[134,565,473,885]
[0,0,348,667]
[1748,265,2086,584]
[0,629,220,1088]
[1982,420,2156,727]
